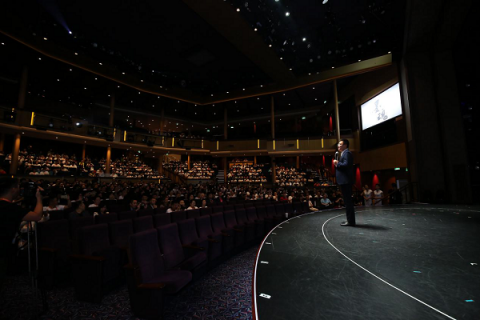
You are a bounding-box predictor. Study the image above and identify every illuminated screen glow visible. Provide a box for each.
[361,83,402,130]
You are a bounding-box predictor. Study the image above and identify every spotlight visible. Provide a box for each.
[75,122,83,128]
[285,12,290,16]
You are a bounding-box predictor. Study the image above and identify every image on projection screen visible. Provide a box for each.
[361,83,402,130]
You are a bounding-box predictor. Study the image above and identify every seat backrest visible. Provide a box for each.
[48,210,65,221]
[224,204,234,212]
[129,229,166,282]
[293,202,303,215]
[234,204,245,212]
[95,213,118,224]
[284,203,294,215]
[79,224,110,255]
[155,207,167,214]
[109,220,134,247]
[212,205,224,214]
[69,216,94,240]
[244,202,254,208]
[138,209,154,217]
[133,216,154,233]
[302,202,309,212]
[211,213,227,233]
[256,206,266,219]
[177,218,199,245]
[171,210,187,223]
[157,224,185,270]
[266,205,276,218]
[223,210,238,228]
[118,210,137,221]
[246,207,258,222]
[274,203,286,216]
[200,207,212,216]
[37,219,70,251]
[195,215,213,238]
[186,209,200,220]
[235,208,248,225]
[153,213,171,227]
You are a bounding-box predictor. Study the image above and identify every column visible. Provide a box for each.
[224,106,228,140]
[105,146,112,175]
[187,154,191,170]
[9,134,21,174]
[109,94,115,127]
[254,156,257,165]
[271,157,276,184]
[333,79,341,141]
[0,133,5,153]
[270,95,275,140]
[82,144,86,162]
[223,157,228,183]
[296,156,300,169]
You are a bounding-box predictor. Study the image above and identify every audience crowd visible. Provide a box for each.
[163,160,216,180]
[3,150,162,179]
[227,163,268,183]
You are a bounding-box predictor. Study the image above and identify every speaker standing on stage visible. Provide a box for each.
[333,139,356,226]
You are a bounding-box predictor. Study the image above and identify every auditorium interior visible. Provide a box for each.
[0,0,478,319]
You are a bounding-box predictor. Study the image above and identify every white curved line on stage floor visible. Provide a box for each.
[254,217,292,319]
[322,214,457,320]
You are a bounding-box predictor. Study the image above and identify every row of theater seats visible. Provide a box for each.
[36,200,311,318]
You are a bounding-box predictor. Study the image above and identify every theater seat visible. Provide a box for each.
[37,219,71,287]
[171,210,187,223]
[118,210,137,221]
[200,207,212,216]
[210,213,234,254]
[246,206,266,239]
[195,215,222,263]
[126,229,192,319]
[186,209,200,219]
[177,219,209,259]
[223,210,245,248]
[71,224,123,303]
[157,224,207,279]
[133,216,154,233]
[95,213,118,224]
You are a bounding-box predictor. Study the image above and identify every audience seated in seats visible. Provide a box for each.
[227,163,267,183]
[320,194,332,209]
[163,160,215,180]
[275,166,308,187]
[69,201,91,219]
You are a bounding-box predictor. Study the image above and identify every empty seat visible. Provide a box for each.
[157,224,207,278]
[246,207,266,239]
[177,219,209,258]
[223,204,234,212]
[69,216,94,253]
[212,205,224,214]
[210,213,234,254]
[138,209,154,217]
[133,216,154,233]
[126,230,192,319]
[154,213,171,227]
[109,220,133,249]
[234,204,245,212]
[118,210,137,221]
[223,210,245,247]
[234,208,255,243]
[302,202,310,213]
[195,215,222,262]
[171,210,186,223]
[293,202,303,216]
[274,203,287,221]
[37,219,71,287]
[71,224,123,302]
[156,207,167,214]
[284,203,294,217]
[186,209,200,219]
[95,213,118,224]
[200,207,212,216]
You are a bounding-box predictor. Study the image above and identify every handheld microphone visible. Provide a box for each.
[335,151,339,161]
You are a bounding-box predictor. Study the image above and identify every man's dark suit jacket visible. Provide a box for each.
[335,148,354,185]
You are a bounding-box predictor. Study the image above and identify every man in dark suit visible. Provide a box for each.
[333,139,356,226]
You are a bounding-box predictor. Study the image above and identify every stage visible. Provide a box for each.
[253,205,480,320]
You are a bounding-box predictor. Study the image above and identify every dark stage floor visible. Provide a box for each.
[254,205,480,320]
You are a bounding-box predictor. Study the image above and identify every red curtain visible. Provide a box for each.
[355,167,362,189]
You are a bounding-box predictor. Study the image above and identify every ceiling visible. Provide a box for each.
[0,0,405,134]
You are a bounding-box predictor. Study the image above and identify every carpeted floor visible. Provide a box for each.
[0,247,257,320]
